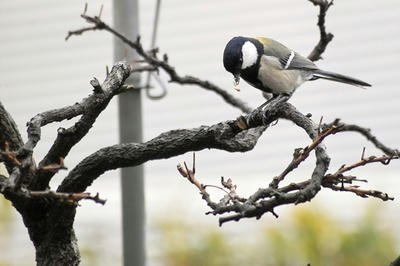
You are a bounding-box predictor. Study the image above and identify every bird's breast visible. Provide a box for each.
[257,55,304,94]
[240,64,271,92]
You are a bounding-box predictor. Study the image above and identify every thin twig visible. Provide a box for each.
[269,125,341,188]
[29,190,107,205]
[203,184,229,194]
[65,26,99,41]
[66,7,252,113]
[325,120,399,156]
[307,0,334,61]
[328,185,394,201]
[330,154,398,178]
[38,157,68,172]
[1,141,21,167]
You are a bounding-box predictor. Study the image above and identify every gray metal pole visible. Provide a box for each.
[113,1,145,266]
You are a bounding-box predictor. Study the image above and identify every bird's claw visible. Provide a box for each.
[245,94,290,127]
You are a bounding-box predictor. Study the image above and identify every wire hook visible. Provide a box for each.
[145,0,167,100]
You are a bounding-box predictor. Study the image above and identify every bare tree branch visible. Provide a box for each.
[269,125,342,188]
[62,94,400,226]
[177,134,397,225]
[65,26,99,41]
[177,157,246,212]
[58,118,269,193]
[66,9,252,114]
[307,0,334,61]
[327,184,394,201]
[331,154,398,177]
[0,141,21,167]
[0,176,105,206]
[216,104,330,225]
[25,62,131,190]
[323,119,399,156]
[0,101,24,173]
[29,190,106,205]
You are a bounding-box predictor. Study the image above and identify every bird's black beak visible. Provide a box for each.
[233,73,240,86]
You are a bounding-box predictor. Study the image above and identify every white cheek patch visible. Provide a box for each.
[241,41,258,69]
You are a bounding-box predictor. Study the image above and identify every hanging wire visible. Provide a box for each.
[145,0,167,100]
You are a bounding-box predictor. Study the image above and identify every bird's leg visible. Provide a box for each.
[262,94,290,124]
[245,105,266,127]
[265,93,290,109]
[245,96,277,127]
[246,94,290,127]
[258,94,278,109]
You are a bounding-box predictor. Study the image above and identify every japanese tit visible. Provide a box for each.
[223,36,371,96]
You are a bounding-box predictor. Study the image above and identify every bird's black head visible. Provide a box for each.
[223,36,247,79]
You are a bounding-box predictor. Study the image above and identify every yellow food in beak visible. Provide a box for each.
[233,75,240,91]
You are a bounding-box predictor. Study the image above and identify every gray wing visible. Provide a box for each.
[254,37,318,70]
[285,52,318,71]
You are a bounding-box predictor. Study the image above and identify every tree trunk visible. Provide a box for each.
[13,198,80,266]
[35,230,80,266]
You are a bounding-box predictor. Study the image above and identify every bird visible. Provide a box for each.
[223,36,371,98]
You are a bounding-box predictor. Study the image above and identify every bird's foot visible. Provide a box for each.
[246,94,290,127]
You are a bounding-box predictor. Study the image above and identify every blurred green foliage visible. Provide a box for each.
[0,194,398,266]
[80,246,98,266]
[0,195,13,231]
[158,204,397,266]
[159,220,235,266]
[0,195,13,266]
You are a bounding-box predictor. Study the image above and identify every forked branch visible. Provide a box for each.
[177,132,397,225]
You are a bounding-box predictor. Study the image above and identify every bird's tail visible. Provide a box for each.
[312,69,371,88]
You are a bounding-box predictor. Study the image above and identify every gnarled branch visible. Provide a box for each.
[176,121,397,225]
[25,62,131,190]
[58,120,268,193]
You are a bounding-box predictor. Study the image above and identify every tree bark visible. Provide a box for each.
[11,197,80,266]
[35,231,80,266]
